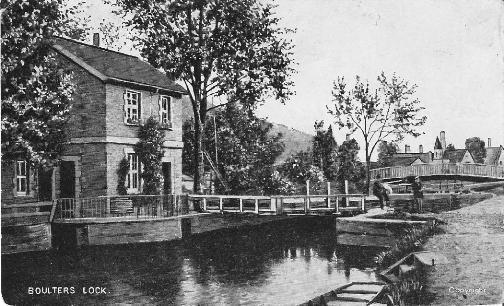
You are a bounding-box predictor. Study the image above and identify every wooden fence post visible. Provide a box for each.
[254,199,259,214]
[306,180,310,213]
[219,197,223,213]
[239,198,244,213]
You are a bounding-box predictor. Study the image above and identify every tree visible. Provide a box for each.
[183,104,288,195]
[277,151,325,193]
[135,117,165,194]
[377,141,399,168]
[117,0,295,193]
[445,143,456,152]
[1,0,89,166]
[312,121,338,180]
[465,137,486,164]
[328,73,426,193]
[335,138,366,193]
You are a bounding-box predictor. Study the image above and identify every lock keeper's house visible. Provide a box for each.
[1,35,186,209]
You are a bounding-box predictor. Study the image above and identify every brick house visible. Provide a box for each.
[1,36,186,205]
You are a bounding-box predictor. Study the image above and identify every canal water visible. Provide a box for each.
[2,218,382,305]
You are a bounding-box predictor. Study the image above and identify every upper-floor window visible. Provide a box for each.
[127,153,140,193]
[159,96,172,127]
[16,160,28,196]
[124,90,141,124]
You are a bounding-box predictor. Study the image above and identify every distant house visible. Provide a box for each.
[389,144,433,167]
[485,145,504,166]
[441,149,474,164]
[1,35,187,206]
[387,131,504,168]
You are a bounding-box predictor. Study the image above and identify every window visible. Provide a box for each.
[124,91,141,124]
[127,153,140,193]
[159,96,171,126]
[16,160,28,196]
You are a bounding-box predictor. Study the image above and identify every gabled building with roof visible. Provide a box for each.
[441,149,474,164]
[1,35,187,205]
[485,146,504,166]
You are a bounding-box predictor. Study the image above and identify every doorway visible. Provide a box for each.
[162,162,172,195]
[59,161,75,198]
[38,167,53,201]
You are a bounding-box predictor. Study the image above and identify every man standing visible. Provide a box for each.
[411,176,424,212]
[373,174,386,209]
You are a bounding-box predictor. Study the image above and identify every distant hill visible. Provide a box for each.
[181,97,313,164]
[269,123,313,164]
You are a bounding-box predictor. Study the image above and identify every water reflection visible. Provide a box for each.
[2,219,383,305]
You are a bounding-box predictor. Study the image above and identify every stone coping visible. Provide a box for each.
[52,212,209,224]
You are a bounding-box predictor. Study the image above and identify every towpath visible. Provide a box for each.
[423,194,504,305]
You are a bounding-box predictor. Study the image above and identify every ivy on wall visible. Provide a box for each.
[117,157,129,195]
[135,116,165,195]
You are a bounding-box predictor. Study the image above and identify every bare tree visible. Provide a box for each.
[328,72,427,192]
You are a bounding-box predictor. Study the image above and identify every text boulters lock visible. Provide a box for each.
[28,286,108,295]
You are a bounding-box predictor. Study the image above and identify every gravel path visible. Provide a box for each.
[423,194,504,305]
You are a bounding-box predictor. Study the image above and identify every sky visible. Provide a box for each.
[84,0,504,160]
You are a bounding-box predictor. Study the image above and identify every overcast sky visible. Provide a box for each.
[86,0,504,159]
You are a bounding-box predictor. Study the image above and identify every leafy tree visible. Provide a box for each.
[0,0,89,166]
[335,138,366,193]
[117,0,295,193]
[277,151,325,194]
[183,104,288,195]
[328,73,426,193]
[445,143,456,152]
[377,141,399,168]
[135,117,166,194]
[465,137,486,164]
[97,19,123,50]
[312,121,338,180]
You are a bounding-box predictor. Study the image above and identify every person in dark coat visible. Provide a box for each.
[373,174,386,209]
[411,176,424,212]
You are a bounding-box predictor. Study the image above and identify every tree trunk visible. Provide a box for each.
[193,118,202,193]
[365,142,371,195]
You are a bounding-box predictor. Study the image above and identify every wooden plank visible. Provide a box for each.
[339,289,379,294]
[1,212,51,218]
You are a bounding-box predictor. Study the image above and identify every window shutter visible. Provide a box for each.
[138,92,142,121]
[168,96,172,122]
[123,91,128,123]
[158,95,163,123]
[26,164,30,195]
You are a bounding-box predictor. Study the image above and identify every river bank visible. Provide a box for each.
[422,194,504,305]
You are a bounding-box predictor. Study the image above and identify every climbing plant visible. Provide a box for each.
[117,157,129,195]
[135,117,165,195]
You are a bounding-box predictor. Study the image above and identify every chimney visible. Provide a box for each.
[440,131,446,150]
[93,33,100,47]
[405,145,410,153]
[419,145,423,153]
[488,138,492,147]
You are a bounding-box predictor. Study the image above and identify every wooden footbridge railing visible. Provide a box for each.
[52,193,367,220]
[188,194,366,215]
[370,164,504,180]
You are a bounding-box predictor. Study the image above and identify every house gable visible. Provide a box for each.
[51,37,186,96]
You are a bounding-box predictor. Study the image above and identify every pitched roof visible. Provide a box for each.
[484,146,503,165]
[390,156,422,167]
[389,153,430,167]
[434,137,442,150]
[52,37,186,95]
[443,149,471,163]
